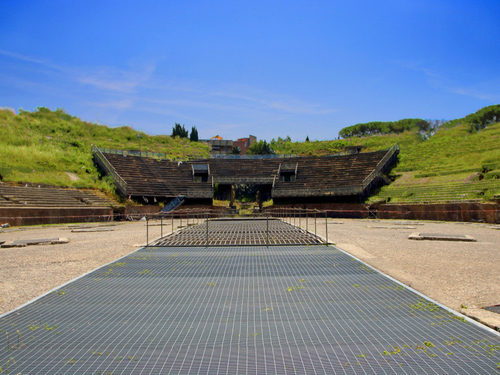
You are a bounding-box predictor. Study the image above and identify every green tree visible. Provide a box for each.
[247,140,275,155]
[306,135,310,142]
[189,126,199,141]
[231,146,241,155]
[338,119,431,138]
[172,123,188,138]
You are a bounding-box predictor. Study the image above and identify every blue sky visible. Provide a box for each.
[1,0,499,142]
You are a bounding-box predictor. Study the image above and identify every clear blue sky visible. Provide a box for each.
[1,0,499,142]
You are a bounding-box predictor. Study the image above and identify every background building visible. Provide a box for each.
[233,135,257,155]
[202,135,256,155]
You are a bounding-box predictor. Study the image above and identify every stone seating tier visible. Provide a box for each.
[103,149,392,199]
[0,185,116,208]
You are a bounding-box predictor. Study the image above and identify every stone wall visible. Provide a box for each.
[268,202,500,223]
[378,203,500,224]
[0,207,113,227]
[114,205,161,217]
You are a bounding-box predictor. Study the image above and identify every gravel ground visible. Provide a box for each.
[1,217,499,320]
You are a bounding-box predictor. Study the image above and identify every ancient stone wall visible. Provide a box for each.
[378,203,500,224]
[0,207,113,227]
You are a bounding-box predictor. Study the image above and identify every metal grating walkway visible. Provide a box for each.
[151,218,324,246]
[1,222,500,374]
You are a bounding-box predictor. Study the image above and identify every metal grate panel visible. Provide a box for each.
[151,219,324,246]
[1,223,499,374]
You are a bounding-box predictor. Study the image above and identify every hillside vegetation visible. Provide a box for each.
[369,122,500,203]
[272,104,500,203]
[0,107,209,195]
[1,104,498,204]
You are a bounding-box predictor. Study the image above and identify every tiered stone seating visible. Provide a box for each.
[208,158,280,183]
[0,184,116,208]
[376,179,500,204]
[103,154,213,198]
[272,151,390,197]
[102,149,393,200]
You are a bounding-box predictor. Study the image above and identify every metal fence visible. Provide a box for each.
[143,207,332,247]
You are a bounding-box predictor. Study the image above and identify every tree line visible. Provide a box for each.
[441,104,500,133]
[338,104,500,138]
[338,118,431,138]
[172,123,198,141]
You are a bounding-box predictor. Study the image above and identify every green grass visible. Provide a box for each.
[365,122,500,203]
[272,119,500,203]
[0,107,209,197]
[1,105,499,205]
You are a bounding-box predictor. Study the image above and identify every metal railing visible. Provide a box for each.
[91,145,128,196]
[161,196,185,212]
[143,207,333,247]
[92,146,207,161]
[210,153,299,159]
[361,143,400,190]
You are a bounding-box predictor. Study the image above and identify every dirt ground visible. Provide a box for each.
[1,218,500,329]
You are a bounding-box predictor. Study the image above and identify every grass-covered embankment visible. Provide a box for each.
[0,107,209,196]
[271,104,500,203]
[1,104,498,204]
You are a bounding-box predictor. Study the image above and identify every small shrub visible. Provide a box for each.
[484,170,500,180]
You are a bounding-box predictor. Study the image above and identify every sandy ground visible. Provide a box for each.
[1,217,500,327]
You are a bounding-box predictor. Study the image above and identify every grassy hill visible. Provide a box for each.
[0,107,209,197]
[369,122,500,203]
[271,105,500,204]
[1,105,499,205]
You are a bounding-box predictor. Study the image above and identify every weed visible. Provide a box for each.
[378,285,405,291]
[357,264,376,273]
[103,269,119,277]
[382,346,401,355]
[8,331,25,350]
[452,315,467,323]
[43,324,57,331]
[286,285,305,292]
[262,303,274,312]
[0,357,15,373]
[410,299,440,312]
